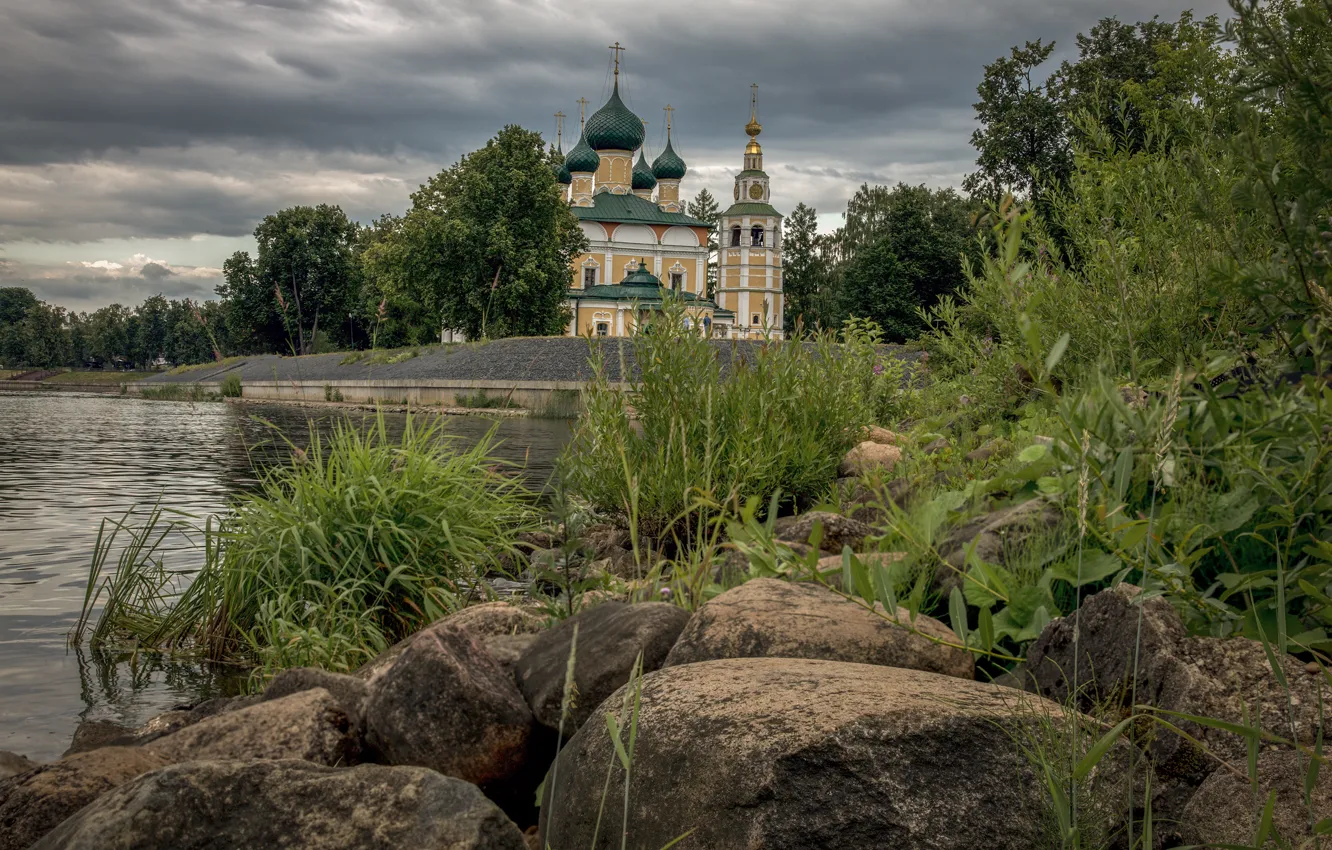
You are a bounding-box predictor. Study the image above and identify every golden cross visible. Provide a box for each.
[664,104,674,134]
[554,111,565,147]
[750,84,759,121]
[576,97,589,126]
[608,41,625,76]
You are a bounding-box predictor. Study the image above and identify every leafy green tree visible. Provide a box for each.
[835,183,979,339]
[19,301,71,367]
[217,250,285,354]
[87,304,132,367]
[252,205,360,354]
[782,202,820,329]
[368,126,585,339]
[964,39,1071,208]
[133,294,170,368]
[688,189,721,297]
[0,287,39,366]
[838,238,918,342]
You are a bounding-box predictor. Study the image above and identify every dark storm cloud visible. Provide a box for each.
[0,0,1233,253]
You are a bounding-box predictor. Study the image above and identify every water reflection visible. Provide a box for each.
[0,391,570,760]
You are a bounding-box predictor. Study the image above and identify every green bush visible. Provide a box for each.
[220,373,242,398]
[80,413,540,674]
[560,297,885,545]
[455,389,518,409]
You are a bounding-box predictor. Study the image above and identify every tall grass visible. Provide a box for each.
[78,411,540,674]
[560,296,885,551]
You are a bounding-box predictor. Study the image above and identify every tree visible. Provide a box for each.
[838,237,918,342]
[1051,13,1229,154]
[687,189,721,298]
[0,287,39,366]
[252,205,360,354]
[963,39,1071,209]
[133,294,170,368]
[367,126,584,339]
[19,301,71,367]
[835,183,979,339]
[87,304,132,367]
[217,250,285,354]
[782,202,820,329]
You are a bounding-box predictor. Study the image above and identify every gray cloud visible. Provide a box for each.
[0,0,1232,307]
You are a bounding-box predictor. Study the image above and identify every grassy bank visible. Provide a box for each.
[43,370,156,385]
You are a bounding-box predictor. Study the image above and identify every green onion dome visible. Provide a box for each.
[584,80,645,152]
[564,130,600,174]
[552,147,573,185]
[651,137,687,180]
[621,260,661,287]
[632,150,657,190]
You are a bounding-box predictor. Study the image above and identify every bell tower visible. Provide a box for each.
[716,85,783,339]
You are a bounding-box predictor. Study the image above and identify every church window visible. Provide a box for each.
[583,267,597,287]
[596,322,610,336]
[670,272,683,290]
[752,313,761,326]
[751,226,765,246]
[730,226,741,247]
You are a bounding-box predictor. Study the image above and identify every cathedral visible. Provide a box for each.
[555,47,784,340]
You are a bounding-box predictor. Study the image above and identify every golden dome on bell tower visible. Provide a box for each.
[745,84,762,154]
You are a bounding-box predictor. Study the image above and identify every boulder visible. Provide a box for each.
[32,759,527,850]
[484,633,540,672]
[1027,584,1329,780]
[663,578,974,679]
[580,524,631,559]
[540,658,1106,849]
[0,747,169,850]
[773,510,872,554]
[863,425,899,445]
[0,751,36,782]
[145,688,361,766]
[810,551,907,589]
[935,497,1062,592]
[263,667,369,733]
[515,602,689,735]
[363,624,538,805]
[354,601,545,680]
[839,440,902,476]
[1179,751,1332,847]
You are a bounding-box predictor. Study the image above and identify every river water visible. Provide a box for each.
[0,391,571,761]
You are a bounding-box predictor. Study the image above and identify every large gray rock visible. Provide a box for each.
[935,498,1062,591]
[773,510,872,553]
[64,696,261,757]
[515,602,689,735]
[540,658,1112,850]
[0,750,37,781]
[0,747,169,850]
[363,624,537,806]
[355,602,545,680]
[263,667,369,733]
[32,759,527,850]
[1179,751,1332,847]
[145,688,361,766]
[664,578,975,679]
[1027,584,1328,781]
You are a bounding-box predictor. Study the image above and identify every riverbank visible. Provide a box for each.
[1,370,154,394]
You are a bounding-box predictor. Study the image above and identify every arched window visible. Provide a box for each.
[751,226,765,247]
[730,226,742,247]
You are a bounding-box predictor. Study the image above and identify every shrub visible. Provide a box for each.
[560,297,884,546]
[79,412,540,673]
[220,373,242,398]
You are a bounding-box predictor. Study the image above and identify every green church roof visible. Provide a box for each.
[565,129,600,174]
[584,80,645,152]
[632,151,657,190]
[652,137,687,180]
[573,192,713,228]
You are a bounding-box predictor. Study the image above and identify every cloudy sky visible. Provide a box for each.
[0,0,1230,312]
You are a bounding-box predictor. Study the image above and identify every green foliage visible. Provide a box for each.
[80,413,540,674]
[321,383,344,402]
[686,189,721,297]
[561,297,881,544]
[963,39,1071,209]
[363,125,586,340]
[219,373,242,398]
[455,389,518,410]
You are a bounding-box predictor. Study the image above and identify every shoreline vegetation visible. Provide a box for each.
[5,1,1331,848]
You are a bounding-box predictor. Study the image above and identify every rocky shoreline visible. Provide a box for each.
[3,577,1325,848]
